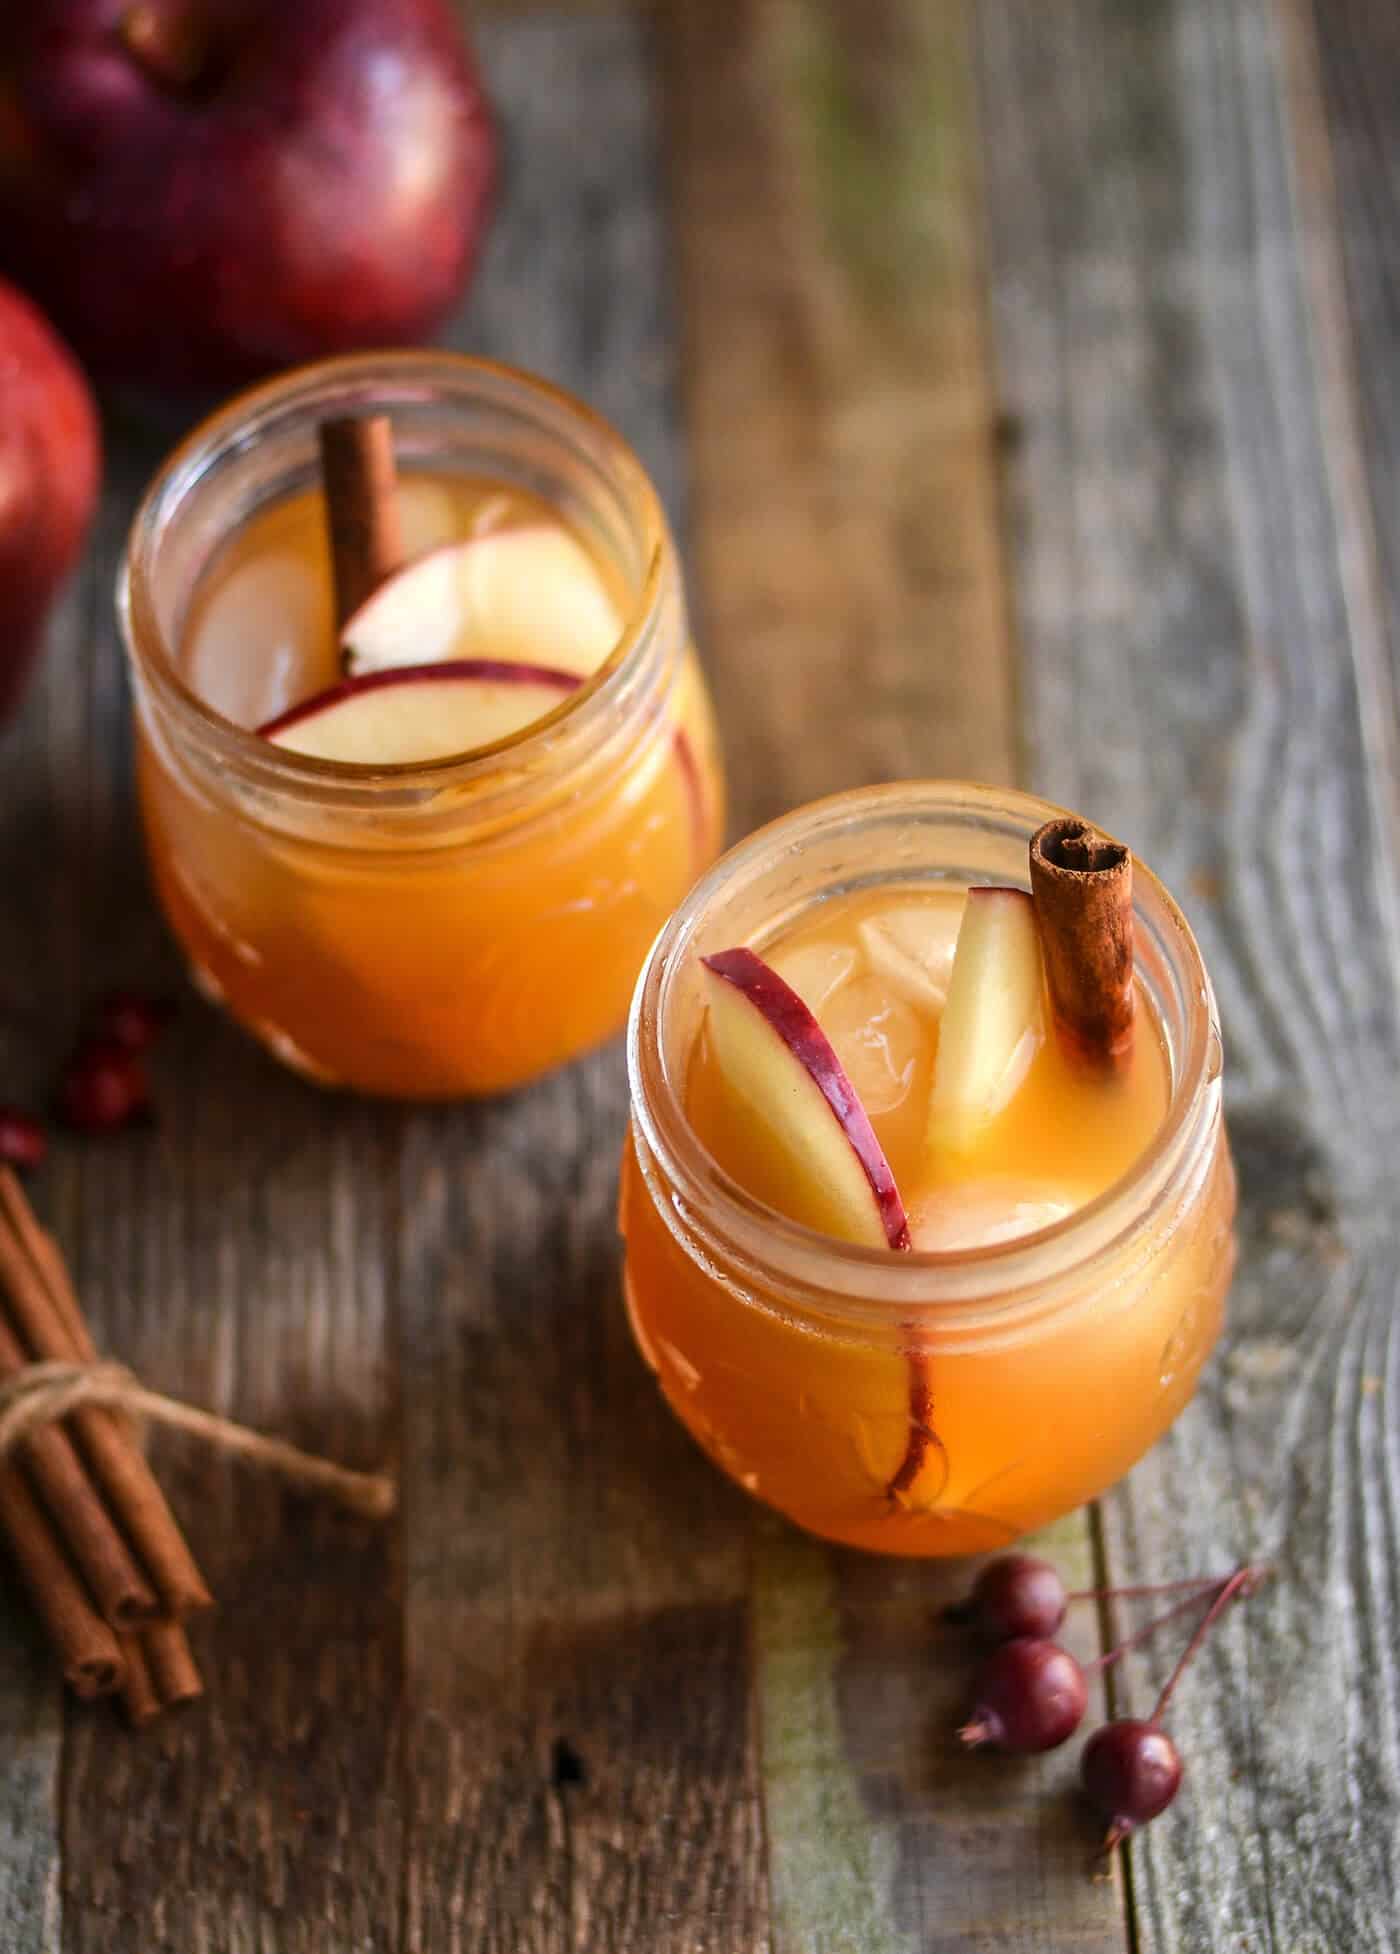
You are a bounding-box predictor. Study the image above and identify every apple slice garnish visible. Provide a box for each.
[926,887,1045,1153]
[858,898,962,1013]
[340,526,623,680]
[700,946,911,1250]
[256,658,578,763]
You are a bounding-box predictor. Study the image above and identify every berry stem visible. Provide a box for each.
[1149,1563,1270,1725]
[1066,1576,1226,1605]
[1085,1583,1226,1677]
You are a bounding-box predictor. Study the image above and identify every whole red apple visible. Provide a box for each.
[0,278,100,724]
[0,0,497,387]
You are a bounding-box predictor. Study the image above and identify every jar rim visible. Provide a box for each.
[118,350,670,798]
[626,780,1223,1322]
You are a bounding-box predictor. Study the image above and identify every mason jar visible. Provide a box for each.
[120,352,723,1097]
[621,782,1234,1556]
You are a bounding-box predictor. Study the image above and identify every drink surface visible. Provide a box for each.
[686,885,1171,1249]
[182,475,625,730]
[136,467,723,1095]
[621,880,1232,1555]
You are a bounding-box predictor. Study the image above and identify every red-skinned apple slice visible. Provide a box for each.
[340,526,623,679]
[926,887,1044,1153]
[256,659,578,762]
[700,947,911,1251]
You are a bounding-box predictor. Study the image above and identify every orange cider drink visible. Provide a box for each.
[621,784,1234,1555]
[120,354,722,1097]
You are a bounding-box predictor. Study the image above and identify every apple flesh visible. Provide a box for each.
[0,0,497,387]
[0,278,99,725]
[700,947,911,1251]
[257,659,577,763]
[341,527,623,680]
[926,887,1045,1154]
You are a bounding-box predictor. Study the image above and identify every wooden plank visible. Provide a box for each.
[752,1513,1115,1954]
[0,1612,59,1954]
[45,445,405,1954]
[395,18,768,1953]
[1299,0,1400,866]
[976,0,1400,1947]
[663,5,1124,1950]
[0,567,75,1954]
[662,0,1019,832]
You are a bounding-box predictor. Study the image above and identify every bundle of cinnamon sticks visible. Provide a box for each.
[0,1166,209,1722]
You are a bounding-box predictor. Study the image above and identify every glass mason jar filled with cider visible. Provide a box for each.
[621,783,1235,1556]
[120,353,723,1097]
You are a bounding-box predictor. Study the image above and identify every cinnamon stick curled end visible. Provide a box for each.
[1029,817,1135,1074]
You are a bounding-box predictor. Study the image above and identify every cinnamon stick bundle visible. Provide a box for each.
[0,1168,205,1719]
[0,1468,122,1699]
[0,1312,156,1628]
[1029,817,1135,1073]
[0,1170,211,1616]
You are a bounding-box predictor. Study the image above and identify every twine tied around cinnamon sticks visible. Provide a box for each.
[0,1362,396,1519]
[0,1166,394,1723]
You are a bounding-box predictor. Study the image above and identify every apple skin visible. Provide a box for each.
[0,276,100,725]
[0,0,497,387]
[256,658,579,762]
[257,657,579,740]
[701,947,912,1252]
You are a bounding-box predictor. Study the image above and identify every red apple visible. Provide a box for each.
[0,277,100,724]
[700,947,911,1250]
[0,0,497,387]
[257,659,578,763]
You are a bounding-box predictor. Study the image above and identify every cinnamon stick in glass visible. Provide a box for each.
[0,1169,212,1616]
[0,1469,123,1698]
[1029,817,1135,1073]
[0,1312,158,1628]
[318,414,405,630]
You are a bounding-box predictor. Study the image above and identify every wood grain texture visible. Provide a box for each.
[47,422,405,1954]
[1299,0,1400,884]
[753,1514,1120,1954]
[976,0,1400,1946]
[396,18,767,1954]
[0,1609,60,1954]
[662,0,1019,831]
[665,6,1123,1950]
[0,568,75,1954]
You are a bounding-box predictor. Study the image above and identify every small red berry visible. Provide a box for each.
[55,1042,151,1135]
[951,1554,1068,1642]
[89,991,176,1055]
[1081,1718,1183,1849]
[958,1638,1089,1754]
[0,1107,48,1172]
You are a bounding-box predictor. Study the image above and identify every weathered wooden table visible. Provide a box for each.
[4,1,1397,1947]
